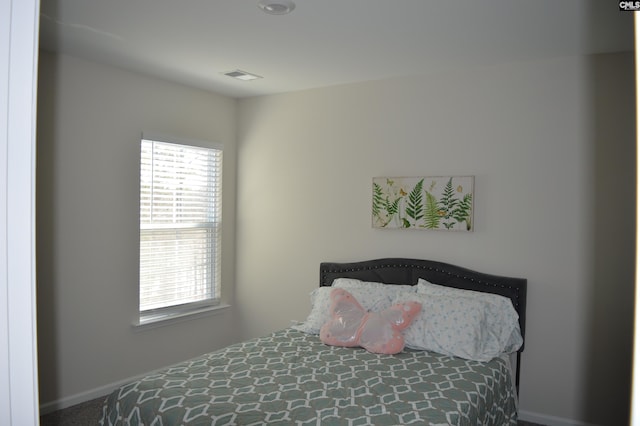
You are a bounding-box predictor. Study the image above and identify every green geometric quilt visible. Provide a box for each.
[100,328,517,425]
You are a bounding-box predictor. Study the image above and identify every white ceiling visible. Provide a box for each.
[39,0,634,99]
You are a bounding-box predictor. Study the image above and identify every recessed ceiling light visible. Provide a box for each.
[257,0,295,15]
[223,70,263,81]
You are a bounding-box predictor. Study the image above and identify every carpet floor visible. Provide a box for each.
[40,396,106,426]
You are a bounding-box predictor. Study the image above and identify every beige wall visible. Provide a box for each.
[36,51,238,409]
[36,49,634,425]
[236,53,635,425]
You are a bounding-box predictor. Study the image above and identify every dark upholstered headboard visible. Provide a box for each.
[319,258,528,388]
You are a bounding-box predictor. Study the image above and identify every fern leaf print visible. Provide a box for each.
[439,177,459,229]
[424,191,440,229]
[452,193,473,230]
[372,176,473,231]
[405,178,424,226]
[372,182,386,226]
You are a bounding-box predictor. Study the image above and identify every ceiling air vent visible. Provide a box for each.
[257,0,295,15]
[223,70,262,81]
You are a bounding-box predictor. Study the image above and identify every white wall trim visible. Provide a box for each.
[0,0,40,425]
[519,410,602,426]
[631,14,640,426]
[39,377,129,415]
[39,363,190,415]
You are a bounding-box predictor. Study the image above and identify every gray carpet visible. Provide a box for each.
[40,396,105,426]
[39,396,546,425]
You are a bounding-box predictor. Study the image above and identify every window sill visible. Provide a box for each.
[132,303,231,332]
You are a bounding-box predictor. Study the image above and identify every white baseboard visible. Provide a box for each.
[519,409,602,426]
[39,373,147,415]
[39,350,223,415]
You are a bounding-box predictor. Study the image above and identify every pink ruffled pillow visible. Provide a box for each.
[320,288,422,355]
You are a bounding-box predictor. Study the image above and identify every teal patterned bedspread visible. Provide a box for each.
[100,328,517,425]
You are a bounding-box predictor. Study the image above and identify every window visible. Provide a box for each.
[139,135,222,323]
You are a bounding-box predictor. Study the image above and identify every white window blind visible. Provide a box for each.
[139,137,222,316]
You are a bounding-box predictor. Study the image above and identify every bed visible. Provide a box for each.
[100,258,527,425]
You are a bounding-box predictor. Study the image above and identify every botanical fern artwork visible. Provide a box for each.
[372,176,474,231]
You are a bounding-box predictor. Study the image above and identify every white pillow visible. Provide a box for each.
[417,279,523,354]
[332,278,415,310]
[394,285,522,361]
[292,279,416,335]
[292,287,333,334]
[417,278,509,302]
